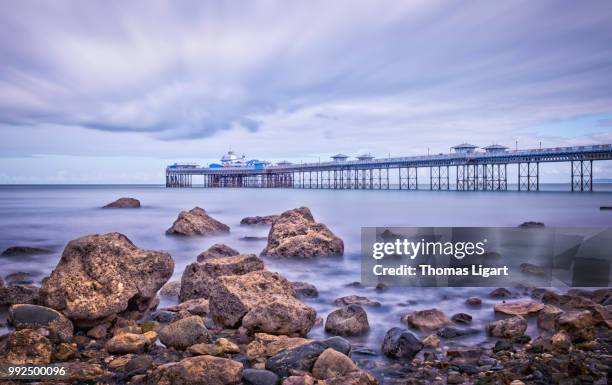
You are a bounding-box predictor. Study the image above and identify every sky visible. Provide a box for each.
[1,0,612,183]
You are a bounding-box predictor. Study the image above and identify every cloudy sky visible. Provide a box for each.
[1,0,611,183]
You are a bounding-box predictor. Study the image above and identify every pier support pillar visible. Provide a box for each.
[571,160,593,192]
[518,162,539,191]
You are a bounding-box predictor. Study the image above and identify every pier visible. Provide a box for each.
[166,144,612,192]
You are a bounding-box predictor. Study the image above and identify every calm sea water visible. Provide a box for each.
[1,184,611,351]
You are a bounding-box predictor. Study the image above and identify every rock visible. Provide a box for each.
[325,305,370,336]
[333,295,381,307]
[131,355,243,385]
[381,327,423,359]
[8,304,73,343]
[242,294,317,337]
[53,342,78,361]
[537,304,563,331]
[197,244,240,262]
[509,381,526,385]
[103,197,140,208]
[465,297,482,306]
[292,281,319,298]
[242,368,280,385]
[164,298,210,316]
[126,355,153,375]
[189,338,240,356]
[436,326,479,339]
[451,313,472,324]
[447,371,464,384]
[494,300,545,316]
[283,376,314,385]
[166,207,230,236]
[551,330,571,352]
[261,207,344,258]
[489,288,512,298]
[143,331,158,344]
[312,348,358,380]
[209,270,297,328]
[180,254,264,301]
[487,316,527,338]
[241,215,280,226]
[555,310,594,341]
[321,371,378,385]
[106,332,149,354]
[0,284,39,306]
[148,310,182,324]
[422,334,440,348]
[160,280,181,297]
[40,233,173,327]
[86,323,110,339]
[5,272,34,285]
[402,308,450,331]
[520,263,547,276]
[0,329,52,364]
[246,333,310,361]
[0,276,3,287]
[519,221,545,228]
[1,246,52,256]
[265,338,351,378]
[159,316,211,350]
[62,362,108,382]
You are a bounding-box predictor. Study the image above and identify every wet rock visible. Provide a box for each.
[246,333,310,361]
[148,310,181,324]
[131,355,243,385]
[163,298,210,316]
[282,376,314,385]
[0,329,52,364]
[126,354,153,376]
[241,215,280,226]
[40,233,173,327]
[242,294,317,337]
[487,316,527,338]
[493,339,514,352]
[465,297,482,306]
[494,300,545,316]
[209,270,296,328]
[451,312,472,324]
[312,348,358,380]
[166,207,230,236]
[160,280,181,297]
[381,327,423,359]
[0,284,39,306]
[537,304,563,331]
[333,295,381,307]
[180,254,264,301]
[8,304,73,343]
[325,305,370,336]
[159,315,211,350]
[436,326,479,339]
[489,288,512,298]
[291,281,319,298]
[106,332,149,354]
[5,272,34,285]
[402,308,450,331]
[189,338,240,356]
[242,368,280,385]
[261,207,343,258]
[321,371,378,385]
[518,221,545,228]
[555,310,594,341]
[520,263,547,276]
[103,197,140,208]
[265,338,350,378]
[197,243,240,262]
[422,334,440,348]
[1,246,52,256]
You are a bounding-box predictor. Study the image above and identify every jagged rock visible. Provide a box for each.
[537,304,563,331]
[1,246,52,256]
[0,284,39,306]
[246,333,310,361]
[5,272,34,285]
[325,305,370,336]
[381,327,423,359]
[106,332,149,354]
[40,233,173,327]
[494,300,545,316]
[159,316,211,350]
[292,281,319,298]
[8,304,73,343]
[131,355,243,385]
[312,348,358,380]
[180,254,264,301]
[160,280,181,297]
[487,316,527,338]
[261,207,343,258]
[241,215,279,226]
[402,309,450,331]
[197,244,240,262]
[0,329,52,364]
[489,288,512,298]
[451,313,472,324]
[265,338,351,378]
[555,310,594,341]
[333,295,380,307]
[242,368,280,385]
[242,294,316,337]
[103,197,140,208]
[163,298,210,316]
[166,207,230,236]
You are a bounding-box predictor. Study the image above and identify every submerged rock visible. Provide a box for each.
[40,233,174,327]
[381,327,423,359]
[1,246,52,256]
[403,308,450,332]
[166,207,230,236]
[131,355,243,385]
[489,288,512,298]
[8,304,73,343]
[241,215,279,226]
[261,207,344,258]
[451,312,473,324]
[0,329,53,364]
[518,221,545,228]
[487,316,527,338]
[159,316,211,350]
[103,197,140,208]
[333,295,381,307]
[465,297,482,306]
[325,305,370,336]
[197,243,240,262]
[494,300,545,316]
[0,284,39,306]
[5,272,34,285]
[436,326,479,339]
[291,281,319,298]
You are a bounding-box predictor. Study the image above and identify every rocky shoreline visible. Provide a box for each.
[0,204,610,384]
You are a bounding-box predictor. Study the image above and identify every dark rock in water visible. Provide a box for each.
[39,232,174,327]
[333,295,381,307]
[436,326,479,339]
[465,297,482,306]
[130,355,243,385]
[166,207,230,236]
[5,272,34,285]
[489,288,512,298]
[0,329,53,364]
[345,281,363,288]
[324,305,370,336]
[600,206,612,210]
[241,215,279,226]
[241,236,268,241]
[0,284,39,306]
[242,368,280,385]
[197,243,239,262]
[520,263,547,276]
[1,246,52,256]
[291,281,319,298]
[451,313,473,324]
[518,221,545,228]
[0,276,3,287]
[158,315,211,350]
[103,197,140,208]
[375,283,388,292]
[8,304,74,343]
[261,207,344,258]
[381,327,423,359]
[493,339,514,352]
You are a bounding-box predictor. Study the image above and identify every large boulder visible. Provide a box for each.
[402,309,450,332]
[487,316,527,338]
[8,304,73,343]
[241,294,316,337]
[197,244,240,262]
[39,233,174,327]
[261,207,344,258]
[325,305,370,336]
[132,355,243,385]
[241,215,279,226]
[242,368,280,385]
[556,310,594,341]
[381,327,423,359]
[265,338,351,378]
[0,329,53,364]
[180,254,264,302]
[103,197,140,208]
[0,284,39,306]
[159,316,211,350]
[312,348,358,380]
[166,207,230,236]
